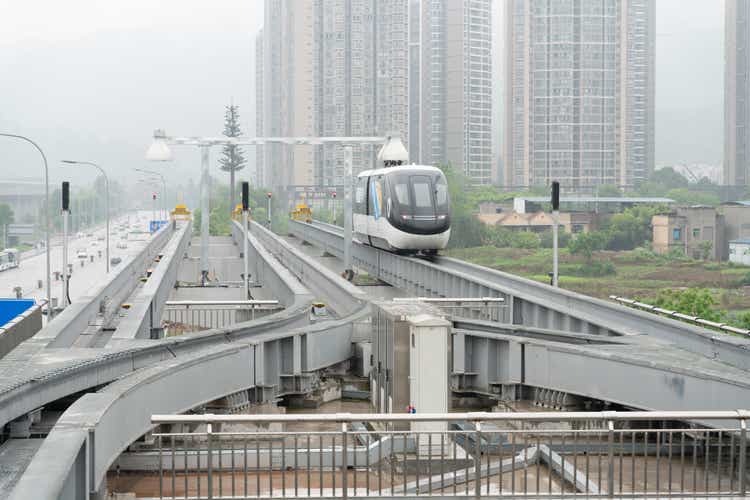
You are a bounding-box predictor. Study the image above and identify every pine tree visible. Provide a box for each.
[219,104,247,214]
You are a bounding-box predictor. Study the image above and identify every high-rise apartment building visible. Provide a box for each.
[255,28,264,187]
[726,0,750,186]
[504,0,655,189]
[257,0,409,191]
[262,0,283,190]
[421,0,493,185]
[258,1,315,191]
[279,1,315,188]
[409,0,421,163]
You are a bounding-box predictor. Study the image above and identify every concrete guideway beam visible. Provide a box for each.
[451,325,750,425]
[240,220,368,316]
[37,222,175,348]
[230,220,313,309]
[0,220,314,430]
[288,220,750,371]
[108,222,192,344]
[9,343,255,500]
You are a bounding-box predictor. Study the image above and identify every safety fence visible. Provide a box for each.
[162,300,282,333]
[150,410,749,498]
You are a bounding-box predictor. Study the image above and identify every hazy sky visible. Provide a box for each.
[0,0,263,191]
[0,0,729,190]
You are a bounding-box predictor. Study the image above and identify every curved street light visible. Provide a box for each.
[61,161,110,273]
[0,133,53,318]
[134,168,167,220]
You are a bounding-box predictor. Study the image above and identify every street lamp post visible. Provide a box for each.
[0,133,53,318]
[134,168,168,220]
[343,147,353,280]
[145,130,400,281]
[62,160,111,273]
[241,181,250,300]
[266,192,272,227]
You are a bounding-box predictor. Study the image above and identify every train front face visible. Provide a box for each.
[385,167,451,250]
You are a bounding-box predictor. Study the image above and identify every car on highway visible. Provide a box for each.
[97,235,105,241]
[91,241,98,247]
[76,249,88,259]
[110,256,122,266]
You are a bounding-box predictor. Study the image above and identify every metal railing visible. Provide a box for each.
[149,410,749,499]
[392,297,506,323]
[609,295,750,338]
[162,300,282,333]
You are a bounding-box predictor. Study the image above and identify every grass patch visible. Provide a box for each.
[445,246,750,314]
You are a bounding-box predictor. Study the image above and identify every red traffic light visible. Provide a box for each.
[332,191,337,198]
[152,193,156,200]
[267,192,272,198]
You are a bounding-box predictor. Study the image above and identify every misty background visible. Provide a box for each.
[0,0,726,190]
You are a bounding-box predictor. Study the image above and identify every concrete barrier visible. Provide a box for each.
[0,301,42,358]
[38,223,174,348]
[108,222,192,343]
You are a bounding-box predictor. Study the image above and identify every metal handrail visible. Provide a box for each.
[153,409,750,425]
[393,297,505,303]
[610,295,750,337]
[164,300,280,307]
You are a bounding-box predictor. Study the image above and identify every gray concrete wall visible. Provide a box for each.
[0,304,41,358]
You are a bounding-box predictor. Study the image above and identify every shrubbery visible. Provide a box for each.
[574,261,616,277]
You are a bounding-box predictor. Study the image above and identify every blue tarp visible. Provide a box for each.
[0,299,35,327]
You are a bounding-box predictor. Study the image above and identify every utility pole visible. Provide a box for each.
[241,182,250,300]
[61,182,70,307]
[332,191,337,225]
[266,192,272,228]
[200,146,210,285]
[343,146,353,281]
[551,181,560,287]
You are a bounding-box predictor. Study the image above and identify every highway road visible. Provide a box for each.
[0,212,157,310]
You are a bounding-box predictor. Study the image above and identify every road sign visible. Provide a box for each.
[7,224,34,236]
[149,220,168,233]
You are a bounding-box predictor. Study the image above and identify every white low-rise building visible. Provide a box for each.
[729,239,750,266]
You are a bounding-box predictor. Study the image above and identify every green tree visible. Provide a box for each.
[439,164,485,248]
[652,288,723,322]
[736,312,750,330]
[539,229,571,249]
[0,204,15,227]
[698,240,713,260]
[603,205,663,251]
[649,167,689,189]
[218,104,247,215]
[568,231,608,262]
[596,184,622,197]
[664,188,720,206]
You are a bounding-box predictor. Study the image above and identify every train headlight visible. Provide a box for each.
[437,214,447,220]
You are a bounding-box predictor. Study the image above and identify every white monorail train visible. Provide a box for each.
[353,165,451,253]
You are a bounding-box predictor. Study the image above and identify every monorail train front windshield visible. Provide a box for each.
[388,171,450,234]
